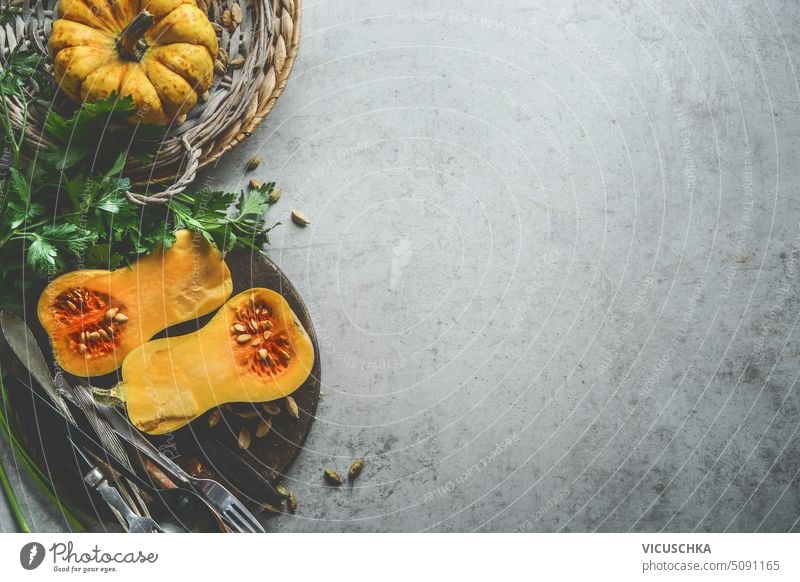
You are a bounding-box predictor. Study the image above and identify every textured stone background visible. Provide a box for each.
[2,0,799,532]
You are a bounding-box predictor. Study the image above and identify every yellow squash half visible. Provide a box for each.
[114,288,315,434]
[49,0,218,124]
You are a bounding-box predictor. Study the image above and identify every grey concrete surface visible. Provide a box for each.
[2,0,800,532]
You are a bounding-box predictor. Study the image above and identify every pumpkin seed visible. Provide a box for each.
[233,323,247,333]
[278,348,292,364]
[66,300,78,313]
[80,331,87,342]
[214,59,227,75]
[246,156,262,171]
[236,409,260,419]
[208,409,221,428]
[291,209,310,226]
[88,331,101,342]
[287,492,298,513]
[78,343,87,355]
[275,484,290,499]
[238,427,252,449]
[262,403,281,415]
[250,318,259,331]
[285,396,299,418]
[262,331,272,340]
[251,339,263,347]
[236,333,252,344]
[114,312,128,323]
[97,328,110,341]
[105,307,119,322]
[323,468,342,486]
[258,348,269,360]
[256,418,272,437]
[348,458,365,481]
[268,188,282,204]
[231,2,242,24]
[249,178,262,190]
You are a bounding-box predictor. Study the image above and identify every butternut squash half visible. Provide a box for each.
[38,230,233,377]
[113,288,315,434]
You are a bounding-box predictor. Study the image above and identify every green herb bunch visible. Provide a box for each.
[0,49,277,312]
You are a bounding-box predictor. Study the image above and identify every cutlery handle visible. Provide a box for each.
[87,396,190,485]
[84,468,140,529]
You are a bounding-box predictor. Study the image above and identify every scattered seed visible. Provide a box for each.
[114,313,128,323]
[249,178,262,190]
[291,209,310,226]
[268,188,282,204]
[236,410,260,419]
[323,468,342,486]
[105,307,119,322]
[233,323,247,333]
[236,334,252,344]
[275,484,290,499]
[208,409,221,428]
[238,427,252,449]
[262,403,281,415]
[285,396,299,418]
[287,492,298,513]
[246,156,262,171]
[256,418,272,437]
[78,343,87,355]
[348,458,365,481]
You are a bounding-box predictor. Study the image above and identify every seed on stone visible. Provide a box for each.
[291,210,310,226]
[246,156,261,171]
[275,484,290,499]
[287,493,297,513]
[323,468,342,486]
[249,179,262,190]
[268,188,282,204]
[262,403,281,415]
[237,334,252,344]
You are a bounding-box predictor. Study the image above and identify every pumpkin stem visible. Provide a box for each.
[117,10,154,61]
[92,385,126,408]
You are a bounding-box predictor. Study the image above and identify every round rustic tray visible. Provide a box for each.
[4,251,320,530]
[0,0,301,203]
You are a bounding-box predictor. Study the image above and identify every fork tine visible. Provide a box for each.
[224,508,257,533]
[228,501,265,533]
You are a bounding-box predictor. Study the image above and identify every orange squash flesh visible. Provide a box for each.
[37,230,233,377]
[116,288,315,435]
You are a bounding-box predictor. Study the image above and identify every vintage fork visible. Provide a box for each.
[79,385,266,534]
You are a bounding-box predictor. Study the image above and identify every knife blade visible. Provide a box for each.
[0,311,75,422]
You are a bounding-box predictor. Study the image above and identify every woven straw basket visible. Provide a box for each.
[0,0,301,203]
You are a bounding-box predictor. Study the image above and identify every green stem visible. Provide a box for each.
[0,433,29,532]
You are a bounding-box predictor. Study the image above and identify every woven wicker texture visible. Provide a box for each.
[0,0,301,203]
